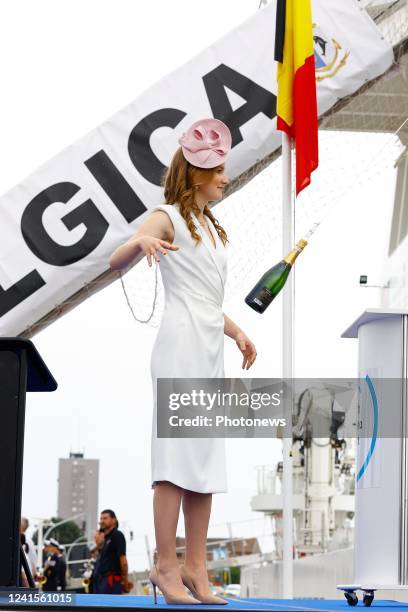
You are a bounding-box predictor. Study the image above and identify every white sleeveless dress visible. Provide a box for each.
[149,202,228,493]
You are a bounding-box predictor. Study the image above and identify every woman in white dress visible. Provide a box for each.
[110,118,257,605]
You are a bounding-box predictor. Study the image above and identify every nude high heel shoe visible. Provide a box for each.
[149,563,202,605]
[180,564,228,605]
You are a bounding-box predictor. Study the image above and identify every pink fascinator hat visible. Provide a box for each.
[178,118,232,169]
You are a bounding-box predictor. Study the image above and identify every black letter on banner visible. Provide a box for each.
[85,151,147,223]
[128,109,187,185]
[0,271,46,318]
[203,64,277,145]
[21,182,109,265]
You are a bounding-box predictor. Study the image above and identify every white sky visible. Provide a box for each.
[0,0,399,571]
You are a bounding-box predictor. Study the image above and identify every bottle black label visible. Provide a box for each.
[254,286,274,308]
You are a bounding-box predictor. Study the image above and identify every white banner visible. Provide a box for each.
[0,0,392,335]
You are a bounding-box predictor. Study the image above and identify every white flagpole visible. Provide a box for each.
[282,130,294,598]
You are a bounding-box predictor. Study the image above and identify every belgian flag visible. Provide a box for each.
[274,0,318,196]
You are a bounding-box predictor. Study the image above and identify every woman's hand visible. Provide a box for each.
[135,235,179,266]
[235,331,257,370]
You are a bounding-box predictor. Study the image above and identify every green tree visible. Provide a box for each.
[230,566,240,584]
[32,517,86,545]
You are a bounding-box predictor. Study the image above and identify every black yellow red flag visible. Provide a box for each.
[274,0,319,196]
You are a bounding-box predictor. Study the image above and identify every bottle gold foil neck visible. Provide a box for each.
[283,238,308,266]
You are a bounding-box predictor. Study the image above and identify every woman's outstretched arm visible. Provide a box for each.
[109,210,178,270]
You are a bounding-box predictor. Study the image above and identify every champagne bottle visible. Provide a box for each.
[245,239,307,313]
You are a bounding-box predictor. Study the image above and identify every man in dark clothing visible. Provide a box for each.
[88,529,105,593]
[42,538,66,591]
[93,509,131,594]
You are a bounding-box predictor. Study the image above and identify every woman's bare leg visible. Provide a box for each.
[181,491,227,603]
[151,481,199,600]
[182,490,222,597]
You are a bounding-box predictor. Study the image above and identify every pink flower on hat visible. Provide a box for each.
[178,118,232,169]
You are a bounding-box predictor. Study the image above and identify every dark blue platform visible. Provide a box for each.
[2,594,408,611]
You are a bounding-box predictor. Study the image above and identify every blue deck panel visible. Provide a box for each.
[2,594,408,611]
[74,594,408,610]
[73,593,408,609]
